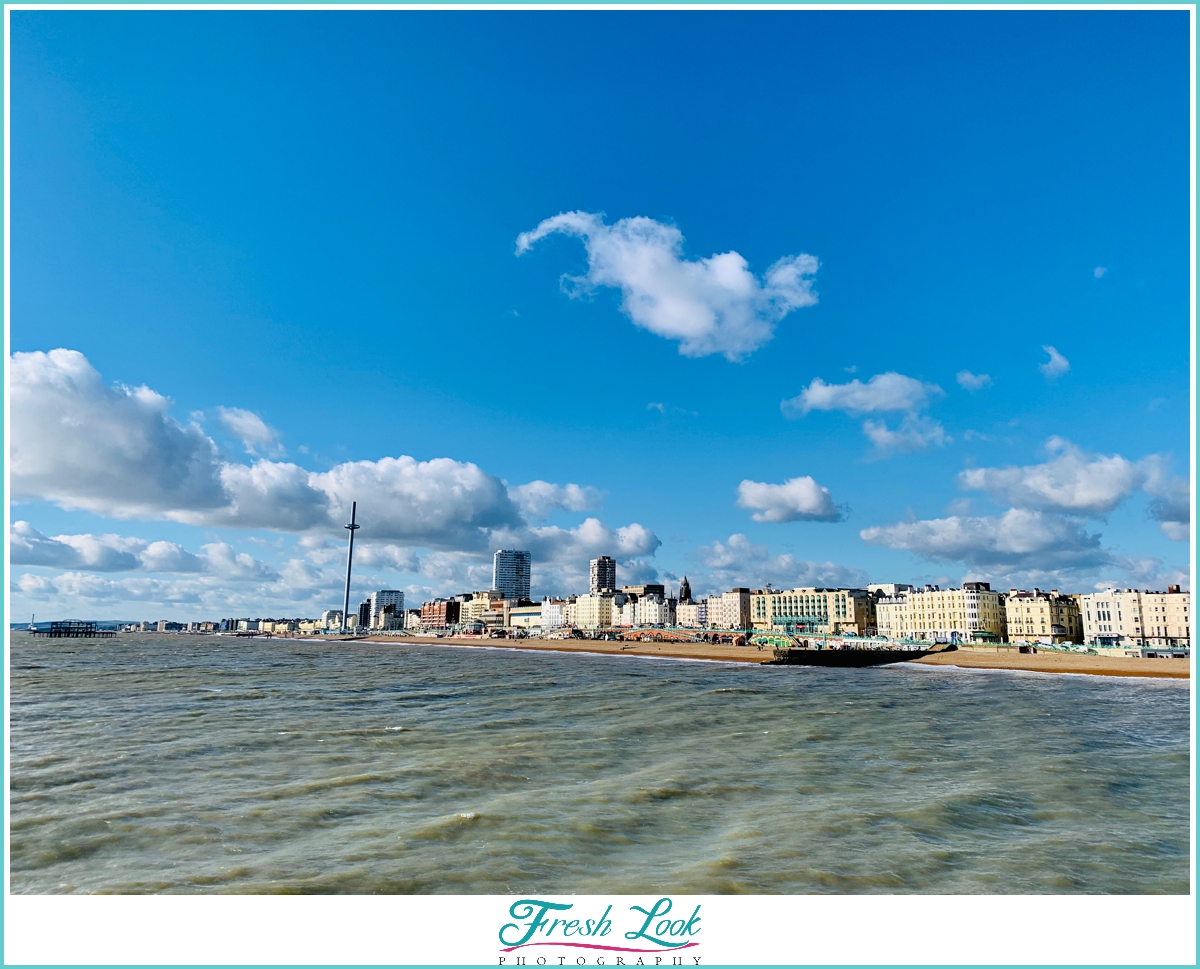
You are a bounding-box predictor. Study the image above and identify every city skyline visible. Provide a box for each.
[9,10,1192,621]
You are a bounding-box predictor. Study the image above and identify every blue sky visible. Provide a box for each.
[10,10,1192,619]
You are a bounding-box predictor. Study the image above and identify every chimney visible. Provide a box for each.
[1168,584,1181,595]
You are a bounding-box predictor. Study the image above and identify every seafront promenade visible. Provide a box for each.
[365,635,1191,679]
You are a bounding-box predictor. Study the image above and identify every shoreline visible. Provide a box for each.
[365,635,1191,680]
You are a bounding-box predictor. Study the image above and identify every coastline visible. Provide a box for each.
[364,635,1191,679]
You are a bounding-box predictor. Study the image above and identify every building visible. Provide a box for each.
[590,556,617,593]
[320,609,343,630]
[1005,589,1083,644]
[1079,587,1191,650]
[677,600,707,628]
[574,593,614,628]
[420,599,461,629]
[509,605,542,632]
[750,588,874,636]
[679,576,692,602]
[493,550,532,600]
[541,598,567,630]
[357,599,372,630]
[876,583,1006,643]
[622,583,665,598]
[636,595,676,627]
[369,591,404,629]
[562,597,578,627]
[708,589,752,629]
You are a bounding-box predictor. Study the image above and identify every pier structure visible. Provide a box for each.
[30,621,115,639]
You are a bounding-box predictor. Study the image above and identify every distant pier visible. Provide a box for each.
[29,621,115,639]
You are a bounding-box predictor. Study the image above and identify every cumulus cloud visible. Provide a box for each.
[10,522,275,578]
[860,509,1109,574]
[508,481,603,521]
[1039,345,1070,378]
[956,370,992,391]
[736,476,843,523]
[958,438,1190,534]
[217,406,284,457]
[783,372,948,455]
[782,372,942,416]
[862,415,948,453]
[11,349,227,518]
[1093,267,1107,278]
[11,350,663,605]
[695,534,867,594]
[516,211,818,361]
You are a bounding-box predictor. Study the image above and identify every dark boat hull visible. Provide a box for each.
[769,647,939,667]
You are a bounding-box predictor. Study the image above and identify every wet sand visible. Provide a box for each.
[368,635,1190,679]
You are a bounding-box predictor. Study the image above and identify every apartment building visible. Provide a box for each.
[420,599,461,628]
[574,593,613,628]
[1005,588,1083,644]
[876,582,1006,643]
[707,589,751,629]
[1079,587,1191,649]
[750,587,874,636]
[590,556,617,593]
[541,598,567,629]
[677,600,707,628]
[369,590,404,628]
[493,550,532,600]
[635,595,676,627]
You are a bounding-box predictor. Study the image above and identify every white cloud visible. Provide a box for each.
[958,439,1189,531]
[11,349,227,518]
[10,521,274,578]
[1039,345,1070,378]
[860,509,1109,573]
[695,534,867,595]
[782,372,942,416]
[958,438,1145,515]
[516,211,818,361]
[782,372,948,456]
[508,481,603,521]
[217,406,284,457]
[862,415,949,453]
[1093,267,1107,278]
[955,370,992,391]
[736,476,843,523]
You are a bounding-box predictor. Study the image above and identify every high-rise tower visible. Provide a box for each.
[590,555,617,593]
[493,550,532,599]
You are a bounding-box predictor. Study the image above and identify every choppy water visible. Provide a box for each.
[7,633,1191,894]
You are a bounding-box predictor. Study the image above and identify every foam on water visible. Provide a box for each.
[8,633,1190,894]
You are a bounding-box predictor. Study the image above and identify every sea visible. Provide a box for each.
[7,633,1191,894]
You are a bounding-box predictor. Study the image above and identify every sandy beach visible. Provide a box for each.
[367,635,1190,679]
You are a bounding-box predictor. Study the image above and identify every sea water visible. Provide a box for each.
[7,634,1190,894]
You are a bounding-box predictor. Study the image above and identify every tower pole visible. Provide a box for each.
[340,501,360,634]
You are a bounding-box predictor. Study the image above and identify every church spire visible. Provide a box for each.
[679,576,692,603]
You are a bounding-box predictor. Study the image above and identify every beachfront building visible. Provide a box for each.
[635,594,676,627]
[563,597,578,627]
[707,589,752,629]
[493,550,532,600]
[509,604,542,633]
[749,588,874,636]
[868,583,913,597]
[590,556,617,593]
[574,593,613,628]
[875,583,1007,643]
[1005,589,1083,645]
[420,599,461,628]
[541,598,567,629]
[320,609,343,630]
[1079,587,1191,650]
[369,591,404,629]
[677,600,707,628]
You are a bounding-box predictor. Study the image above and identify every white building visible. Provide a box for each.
[493,550,532,600]
[574,593,613,629]
[320,609,343,630]
[509,605,542,632]
[707,589,751,629]
[635,595,675,627]
[369,591,404,629]
[677,600,707,628]
[542,598,567,629]
[1079,587,1191,650]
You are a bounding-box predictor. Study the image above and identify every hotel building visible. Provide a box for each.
[1004,589,1082,644]
[750,587,874,636]
[874,582,1006,643]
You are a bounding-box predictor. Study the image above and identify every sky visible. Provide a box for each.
[8,9,1193,621]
